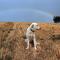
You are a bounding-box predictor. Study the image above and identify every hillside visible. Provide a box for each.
[0,22,60,60]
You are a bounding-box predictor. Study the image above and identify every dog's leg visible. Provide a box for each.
[34,39,37,50]
[33,34,37,50]
[25,39,29,49]
[33,34,40,49]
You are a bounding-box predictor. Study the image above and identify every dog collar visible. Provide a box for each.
[30,28,35,32]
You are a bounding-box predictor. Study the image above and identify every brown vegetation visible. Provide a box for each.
[0,22,60,60]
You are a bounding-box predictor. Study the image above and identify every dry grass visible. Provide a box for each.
[0,22,60,60]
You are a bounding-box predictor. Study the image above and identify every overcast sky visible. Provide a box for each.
[0,0,60,22]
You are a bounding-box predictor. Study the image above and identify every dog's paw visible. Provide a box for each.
[26,47,29,49]
[37,42,40,45]
[34,47,37,50]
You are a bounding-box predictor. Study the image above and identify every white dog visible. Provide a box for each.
[25,23,40,49]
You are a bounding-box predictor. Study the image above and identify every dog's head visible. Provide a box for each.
[30,23,40,31]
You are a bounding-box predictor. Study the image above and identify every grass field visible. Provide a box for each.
[0,22,60,60]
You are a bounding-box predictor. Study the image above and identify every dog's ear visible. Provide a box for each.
[31,24,34,28]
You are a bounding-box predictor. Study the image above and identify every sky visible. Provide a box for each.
[0,0,60,22]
